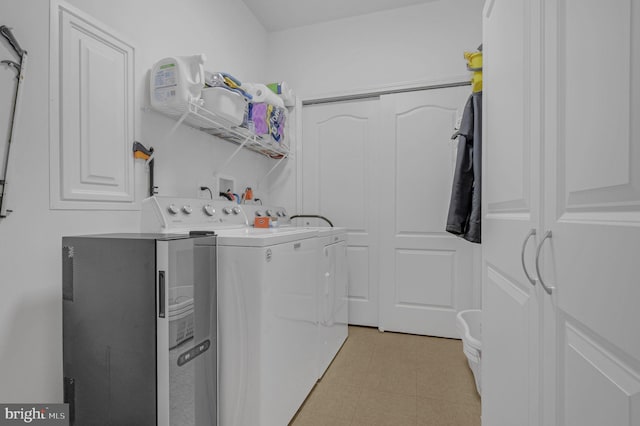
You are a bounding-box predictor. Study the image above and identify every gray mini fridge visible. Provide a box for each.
[62,233,217,426]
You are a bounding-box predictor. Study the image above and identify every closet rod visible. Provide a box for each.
[302,80,471,106]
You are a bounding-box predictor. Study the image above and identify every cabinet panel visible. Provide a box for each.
[76,36,127,189]
[345,246,370,301]
[50,1,135,209]
[394,249,454,309]
[318,116,367,231]
[556,0,640,215]
[395,106,457,234]
[484,0,531,213]
[562,323,640,426]
[562,0,632,195]
[482,266,538,426]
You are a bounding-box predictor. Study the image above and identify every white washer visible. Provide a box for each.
[216,226,319,426]
[142,197,321,426]
[244,205,349,379]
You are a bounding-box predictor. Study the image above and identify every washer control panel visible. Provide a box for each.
[142,197,248,232]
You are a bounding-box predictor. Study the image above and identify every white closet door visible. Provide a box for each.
[482,0,543,425]
[302,99,381,326]
[543,1,640,425]
[377,87,474,337]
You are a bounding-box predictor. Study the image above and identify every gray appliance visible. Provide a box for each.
[62,233,217,426]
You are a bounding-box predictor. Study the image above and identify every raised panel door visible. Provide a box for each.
[378,87,474,337]
[543,1,640,424]
[482,0,543,424]
[302,99,380,326]
[50,1,135,209]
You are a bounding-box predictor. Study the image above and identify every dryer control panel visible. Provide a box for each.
[242,205,289,222]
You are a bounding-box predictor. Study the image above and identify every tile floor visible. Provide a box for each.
[290,326,481,426]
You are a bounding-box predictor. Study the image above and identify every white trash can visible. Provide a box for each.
[456,309,482,395]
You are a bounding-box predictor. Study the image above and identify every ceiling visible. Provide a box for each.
[241,0,438,32]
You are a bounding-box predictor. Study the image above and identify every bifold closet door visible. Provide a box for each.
[377,86,474,337]
[302,98,381,327]
[542,1,640,425]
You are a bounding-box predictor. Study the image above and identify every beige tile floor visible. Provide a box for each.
[290,326,481,426]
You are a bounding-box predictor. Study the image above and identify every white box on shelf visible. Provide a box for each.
[201,87,247,126]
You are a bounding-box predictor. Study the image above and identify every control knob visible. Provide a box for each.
[182,205,193,214]
[277,209,287,217]
[167,204,179,215]
[265,209,274,217]
[255,210,264,217]
[203,205,215,216]
[232,207,241,215]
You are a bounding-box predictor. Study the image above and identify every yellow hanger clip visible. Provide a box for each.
[464,49,483,93]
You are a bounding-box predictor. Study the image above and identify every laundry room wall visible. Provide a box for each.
[0,0,269,403]
[266,0,483,210]
[266,0,483,99]
[264,0,484,305]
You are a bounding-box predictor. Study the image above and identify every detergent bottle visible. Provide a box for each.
[150,54,206,115]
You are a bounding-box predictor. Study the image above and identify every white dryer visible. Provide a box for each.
[316,226,349,377]
[243,206,349,379]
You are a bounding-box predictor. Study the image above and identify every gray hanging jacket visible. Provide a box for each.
[446,91,482,244]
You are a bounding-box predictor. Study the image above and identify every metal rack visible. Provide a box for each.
[153,100,290,182]
[166,100,287,152]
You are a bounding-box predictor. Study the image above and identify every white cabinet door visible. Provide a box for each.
[484,0,640,425]
[542,1,640,425]
[482,0,543,424]
[50,1,136,210]
[377,87,474,337]
[302,99,381,326]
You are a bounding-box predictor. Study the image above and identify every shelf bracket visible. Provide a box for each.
[215,134,252,176]
[162,109,190,145]
[258,155,288,188]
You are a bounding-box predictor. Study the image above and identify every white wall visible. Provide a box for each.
[265,0,484,98]
[266,0,484,212]
[0,0,270,402]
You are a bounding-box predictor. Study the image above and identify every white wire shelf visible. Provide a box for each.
[177,101,290,159]
[150,99,291,183]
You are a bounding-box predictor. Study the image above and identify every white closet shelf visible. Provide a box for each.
[160,100,290,160]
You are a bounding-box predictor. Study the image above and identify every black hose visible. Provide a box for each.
[200,187,213,199]
[290,214,334,227]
